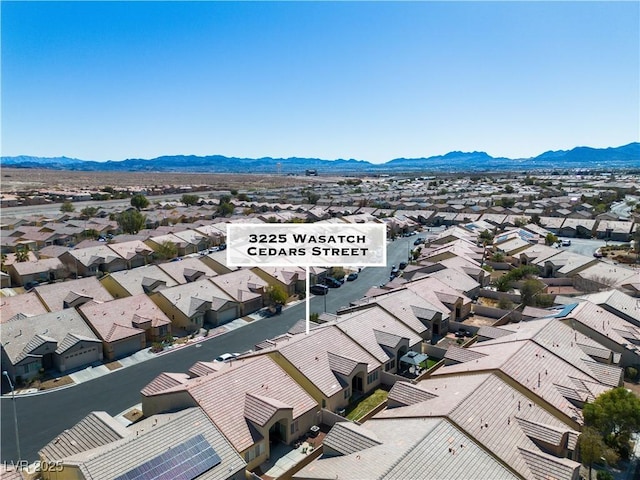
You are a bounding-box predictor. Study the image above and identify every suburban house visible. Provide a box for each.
[199,249,235,275]
[141,355,319,471]
[33,277,114,312]
[554,301,640,366]
[6,257,66,287]
[145,232,198,257]
[0,291,48,323]
[376,373,582,480]
[78,296,153,360]
[255,326,383,413]
[103,240,154,269]
[211,269,268,316]
[157,256,219,284]
[595,220,635,241]
[100,264,179,298]
[252,266,306,297]
[1,309,103,383]
[330,305,424,374]
[572,262,638,295]
[151,279,240,330]
[295,416,519,480]
[59,245,127,277]
[37,407,246,480]
[432,318,622,428]
[578,289,640,327]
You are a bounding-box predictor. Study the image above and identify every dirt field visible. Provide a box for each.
[0,168,331,193]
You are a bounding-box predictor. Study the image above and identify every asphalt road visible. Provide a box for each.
[0,235,416,462]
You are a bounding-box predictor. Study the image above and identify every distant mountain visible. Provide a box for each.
[2,143,638,174]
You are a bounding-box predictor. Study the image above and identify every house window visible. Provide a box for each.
[367,371,379,384]
[245,442,265,462]
[344,388,350,399]
[322,399,326,408]
[22,362,40,374]
[290,420,299,435]
[385,359,395,372]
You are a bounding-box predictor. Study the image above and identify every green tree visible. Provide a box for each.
[80,206,99,219]
[495,275,512,292]
[579,427,619,480]
[15,245,30,263]
[116,210,147,234]
[491,252,505,263]
[181,194,200,206]
[153,240,178,260]
[530,213,542,226]
[130,194,150,211]
[504,185,515,194]
[329,267,346,280]
[520,279,544,306]
[0,253,7,272]
[60,201,75,213]
[545,233,559,246]
[584,387,640,459]
[230,189,238,196]
[267,284,288,306]
[479,230,494,246]
[217,201,234,217]
[306,192,321,205]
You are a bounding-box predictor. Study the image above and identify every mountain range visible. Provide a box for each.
[2,142,639,174]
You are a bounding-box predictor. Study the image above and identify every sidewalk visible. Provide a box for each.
[3,299,305,397]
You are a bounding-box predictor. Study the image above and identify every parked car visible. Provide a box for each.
[414,238,424,245]
[324,277,343,288]
[399,261,408,270]
[215,352,239,363]
[390,266,400,277]
[310,284,329,295]
[593,249,603,258]
[218,244,227,251]
[561,239,572,247]
[347,272,358,281]
[24,280,40,290]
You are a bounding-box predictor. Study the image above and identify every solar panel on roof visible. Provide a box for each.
[114,434,221,480]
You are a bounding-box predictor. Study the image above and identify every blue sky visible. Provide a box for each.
[2,1,638,163]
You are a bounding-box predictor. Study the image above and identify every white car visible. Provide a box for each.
[214,352,239,363]
[561,239,572,247]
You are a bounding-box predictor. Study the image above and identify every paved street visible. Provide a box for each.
[0,235,416,462]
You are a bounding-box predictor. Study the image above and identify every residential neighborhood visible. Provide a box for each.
[1,171,640,480]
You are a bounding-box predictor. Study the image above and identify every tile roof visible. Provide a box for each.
[39,411,129,461]
[161,356,318,453]
[104,265,179,296]
[296,417,518,480]
[156,280,236,317]
[0,292,48,323]
[210,269,267,302]
[63,407,246,480]
[140,372,190,397]
[380,373,581,480]
[322,422,381,456]
[157,257,219,284]
[274,326,381,398]
[79,295,167,342]
[1,309,98,364]
[34,277,114,312]
[244,392,293,427]
[333,306,421,362]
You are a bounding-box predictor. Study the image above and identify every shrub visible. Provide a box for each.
[625,366,638,381]
[597,471,614,480]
